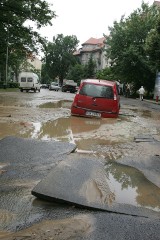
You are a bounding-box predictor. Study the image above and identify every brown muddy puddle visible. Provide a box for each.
[0,117,119,143]
[0,113,160,152]
[1,114,159,151]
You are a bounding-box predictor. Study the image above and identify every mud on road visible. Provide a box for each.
[0,89,160,240]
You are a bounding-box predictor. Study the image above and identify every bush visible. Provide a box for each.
[8,81,19,88]
[0,81,6,88]
[0,81,19,89]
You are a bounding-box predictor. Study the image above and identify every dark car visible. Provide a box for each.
[71,79,120,118]
[62,84,77,93]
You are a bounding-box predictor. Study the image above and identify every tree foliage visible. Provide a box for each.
[66,64,85,85]
[0,0,55,81]
[83,56,96,79]
[96,67,118,80]
[145,14,160,72]
[66,57,96,85]
[106,2,160,93]
[43,34,79,85]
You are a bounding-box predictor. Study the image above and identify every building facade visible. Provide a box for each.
[74,37,109,71]
[27,56,42,71]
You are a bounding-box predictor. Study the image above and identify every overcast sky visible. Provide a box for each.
[39,0,155,47]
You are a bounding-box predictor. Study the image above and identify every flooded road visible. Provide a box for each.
[0,89,160,239]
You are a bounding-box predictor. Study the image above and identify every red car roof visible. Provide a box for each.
[82,79,116,86]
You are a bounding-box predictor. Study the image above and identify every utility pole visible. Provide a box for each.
[5,41,9,88]
[5,23,9,89]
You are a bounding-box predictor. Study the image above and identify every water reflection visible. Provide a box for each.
[20,118,73,142]
[0,116,123,153]
[19,117,106,143]
[105,162,160,211]
[0,115,148,150]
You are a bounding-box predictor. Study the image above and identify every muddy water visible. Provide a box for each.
[0,113,159,152]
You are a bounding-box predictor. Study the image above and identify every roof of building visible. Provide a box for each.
[154,1,160,6]
[73,36,106,56]
[82,37,106,46]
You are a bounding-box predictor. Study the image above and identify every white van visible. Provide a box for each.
[19,72,41,92]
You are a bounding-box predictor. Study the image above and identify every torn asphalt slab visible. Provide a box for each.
[31,156,160,218]
[0,136,77,180]
[0,136,77,165]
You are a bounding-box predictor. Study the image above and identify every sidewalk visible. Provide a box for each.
[143,98,160,105]
[134,96,160,105]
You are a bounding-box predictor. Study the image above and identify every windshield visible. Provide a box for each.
[79,83,114,99]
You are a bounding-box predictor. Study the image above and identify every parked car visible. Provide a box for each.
[71,79,120,118]
[62,84,77,93]
[49,82,61,91]
[62,80,77,93]
[41,84,48,89]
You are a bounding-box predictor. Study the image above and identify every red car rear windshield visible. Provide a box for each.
[79,83,114,99]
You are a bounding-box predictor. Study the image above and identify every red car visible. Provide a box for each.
[71,79,120,118]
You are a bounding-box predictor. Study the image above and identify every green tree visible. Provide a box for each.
[96,67,118,80]
[66,64,85,85]
[41,63,52,84]
[43,34,79,86]
[84,56,96,78]
[145,15,160,73]
[106,2,159,94]
[66,57,97,85]
[0,0,55,82]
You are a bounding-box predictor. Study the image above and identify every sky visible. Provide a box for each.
[39,0,155,47]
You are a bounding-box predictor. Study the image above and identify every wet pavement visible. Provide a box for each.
[0,89,160,239]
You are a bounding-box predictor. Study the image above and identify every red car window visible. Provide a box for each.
[79,83,114,99]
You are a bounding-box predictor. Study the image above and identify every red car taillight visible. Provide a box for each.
[113,86,118,100]
[114,94,117,100]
